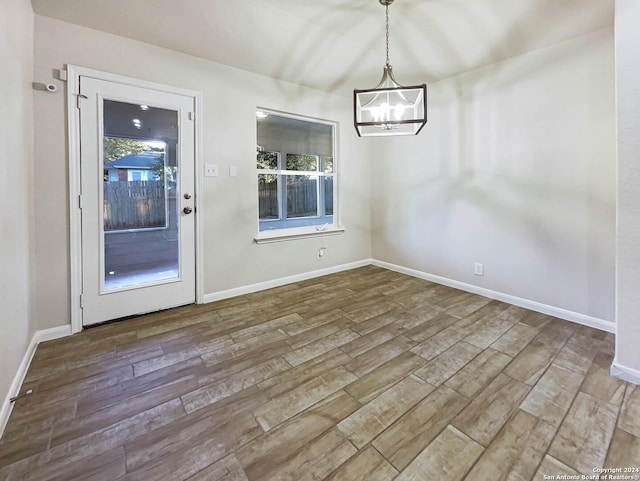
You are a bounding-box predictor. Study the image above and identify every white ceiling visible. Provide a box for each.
[31,0,614,97]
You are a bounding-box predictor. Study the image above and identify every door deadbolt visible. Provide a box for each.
[183,206,193,215]
[183,193,192,199]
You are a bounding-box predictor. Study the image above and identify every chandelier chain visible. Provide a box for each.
[385,4,390,67]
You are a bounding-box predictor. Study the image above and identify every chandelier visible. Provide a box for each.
[354,0,427,137]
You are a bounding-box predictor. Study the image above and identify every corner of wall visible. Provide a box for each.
[0,326,71,438]
[611,359,640,385]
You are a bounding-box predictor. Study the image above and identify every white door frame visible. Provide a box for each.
[67,65,204,334]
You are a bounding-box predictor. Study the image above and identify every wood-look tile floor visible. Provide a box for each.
[1,266,639,480]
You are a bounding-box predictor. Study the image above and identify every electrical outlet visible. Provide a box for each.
[317,247,326,260]
[474,263,484,276]
[204,164,219,177]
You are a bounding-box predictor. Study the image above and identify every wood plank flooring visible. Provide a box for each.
[1,266,639,480]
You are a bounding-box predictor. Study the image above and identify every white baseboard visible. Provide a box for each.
[371,259,616,334]
[610,359,640,385]
[0,325,71,438]
[203,259,372,303]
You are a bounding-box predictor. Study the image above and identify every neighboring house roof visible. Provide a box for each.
[106,151,163,169]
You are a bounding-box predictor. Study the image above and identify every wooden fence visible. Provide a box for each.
[103,181,167,231]
[258,181,279,219]
[258,177,333,219]
[105,179,333,228]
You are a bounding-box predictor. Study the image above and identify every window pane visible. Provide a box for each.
[258,174,279,219]
[287,175,318,218]
[257,151,278,170]
[102,101,178,291]
[324,177,334,215]
[322,157,334,173]
[286,154,317,171]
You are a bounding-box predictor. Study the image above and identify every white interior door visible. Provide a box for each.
[79,76,196,326]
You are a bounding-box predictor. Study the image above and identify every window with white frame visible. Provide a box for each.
[256,111,337,235]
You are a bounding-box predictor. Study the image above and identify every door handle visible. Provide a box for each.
[183,206,193,215]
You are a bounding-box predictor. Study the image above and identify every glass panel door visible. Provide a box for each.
[79,74,196,326]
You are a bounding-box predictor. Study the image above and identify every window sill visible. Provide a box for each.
[254,226,345,244]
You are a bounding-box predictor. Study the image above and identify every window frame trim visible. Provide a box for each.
[255,108,341,240]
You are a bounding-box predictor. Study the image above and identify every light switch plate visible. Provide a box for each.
[229,165,238,177]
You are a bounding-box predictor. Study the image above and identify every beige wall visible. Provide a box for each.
[370,29,616,323]
[614,0,640,378]
[0,0,35,404]
[32,15,372,331]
